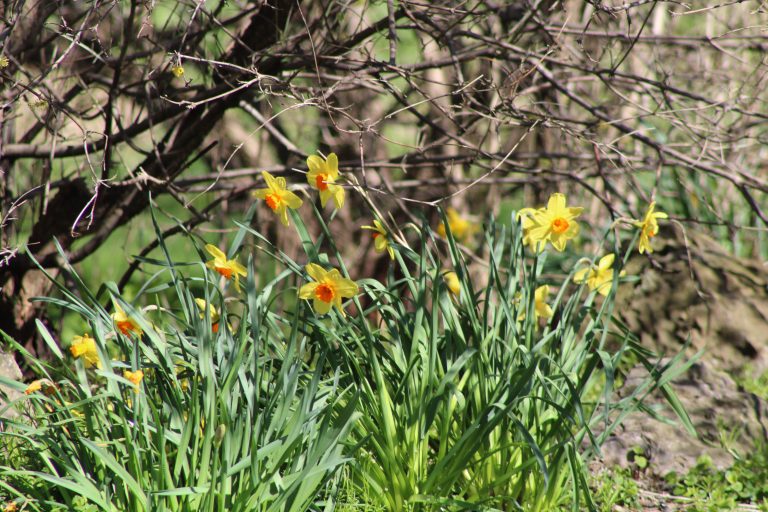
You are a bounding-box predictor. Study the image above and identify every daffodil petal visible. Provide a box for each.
[598,254,615,270]
[205,244,226,260]
[307,155,324,174]
[299,282,318,299]
[305,263,327,282]
[326,153,339,178]
[314,298,332,315]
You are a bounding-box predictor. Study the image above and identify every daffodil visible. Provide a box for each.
[0,56,9,69]
[194,298,222,333]
[361,219,395,260]
[252,171,303,226]
[205,244,247,292]
[4,501,18,512]
[171,65,184,77]
[444,271,461,297]
[516,285,553,323]
[307,153,345,209]
[112,302,142,336]
[523,193,583,252]
[24,380,42,395]
[298,264,358,316]
[573,254,624,297]
[25,379,57,396]
[634,201,668,254]
[437,208,479,243]
[70,333,100,368]
[532,285,553,320]
[123,369,144,393]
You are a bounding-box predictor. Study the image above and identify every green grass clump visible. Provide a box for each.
[1,196,695,511]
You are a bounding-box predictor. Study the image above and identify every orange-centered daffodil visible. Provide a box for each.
[298,263,358,316]
[205,244,247,292]
[361,219,395,260]
[523,193,583,252]
[112,302,142,336]
[194,298,222,333]
[307,153,345,209]
[252,171,303,226]
[70,333,100,368]
[634,201,668,254]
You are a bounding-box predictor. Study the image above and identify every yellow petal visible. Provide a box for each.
[231,260,248,277]
[261,171,278,190]
[205,244,226,261]
[547,193,566,212]
[326,153,339,178]
[332,186,345,209]
[598,254,615,271]
[334,278,359,298]
[299,282,319,299]
[319,188,332,207]
[307,155,325,175]
[283,190,303,209]
[305,263,327,282]
[278,206,290,226]
[374,235,389,253]
[313,297,333,315]
[573,268,589,284]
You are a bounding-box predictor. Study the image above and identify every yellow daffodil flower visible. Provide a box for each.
[24,379,57,396]
[516,285,553,322]
[307,153,345,209]
[298,263,358,316]
[252,171,303,226]
[194,298,222,333]
[0,56,9,69]
[70,333,100,368]
[123,369,144,393]
[205,244,247,292]
[4,501,18,512]
[361,219,395,260]
[573,254,624,297]
[24,380,42,395]
[443,271,461,297]
[524,193,583,252]
[634,201,668,254]
[171,65,184,77]
[112,302,142,336]
[437,208,479,243]
[532,285,554,320]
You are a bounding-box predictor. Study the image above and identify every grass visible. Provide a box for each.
[1,194,697,511]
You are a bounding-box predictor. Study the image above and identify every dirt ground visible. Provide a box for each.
[595,225,768,509]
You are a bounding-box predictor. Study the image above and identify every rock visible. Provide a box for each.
[0,349,23,420]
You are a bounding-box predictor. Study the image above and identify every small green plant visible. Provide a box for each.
[627,445,649,472]
[589,467,641,512]
[665,445,768,511]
